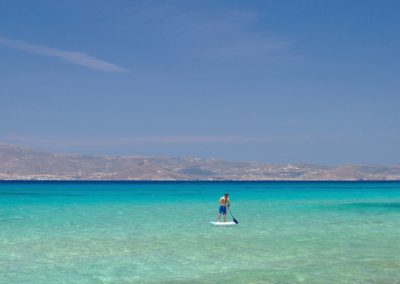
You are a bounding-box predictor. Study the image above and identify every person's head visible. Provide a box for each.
[224,193,229,198]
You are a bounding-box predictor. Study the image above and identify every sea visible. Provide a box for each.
[0,181,399,283]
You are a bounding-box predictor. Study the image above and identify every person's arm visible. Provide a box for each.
[227,198,230,208]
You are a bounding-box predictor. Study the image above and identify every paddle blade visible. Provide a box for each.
[228,209,238,224]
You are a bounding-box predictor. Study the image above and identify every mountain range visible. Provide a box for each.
[0,143,399,181]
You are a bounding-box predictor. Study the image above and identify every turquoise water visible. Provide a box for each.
[0,181,399,283]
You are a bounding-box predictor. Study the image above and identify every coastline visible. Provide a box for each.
[2,144,400,181]
[1,179,400,183]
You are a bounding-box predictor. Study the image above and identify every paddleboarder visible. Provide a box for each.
[216,193,230,222]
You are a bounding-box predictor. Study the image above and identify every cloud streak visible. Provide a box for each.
[2,134,311,148]
[127,5,295,60]
[0,36,128,72]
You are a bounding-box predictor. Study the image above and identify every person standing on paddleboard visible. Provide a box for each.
[216,193,230,222]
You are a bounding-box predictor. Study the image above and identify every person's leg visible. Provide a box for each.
[223,207,227,222]
[216,206,222,221]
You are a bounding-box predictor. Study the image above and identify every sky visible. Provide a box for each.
[0,0,399,165]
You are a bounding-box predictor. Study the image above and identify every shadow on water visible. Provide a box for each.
[343,202,400,210]
[319,202,400,214]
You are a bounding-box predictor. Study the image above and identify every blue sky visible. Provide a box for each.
[1,0,399,164]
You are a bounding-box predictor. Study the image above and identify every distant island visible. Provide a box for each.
[0,143,399,181]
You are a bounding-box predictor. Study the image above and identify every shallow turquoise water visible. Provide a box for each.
[0,181,399,283]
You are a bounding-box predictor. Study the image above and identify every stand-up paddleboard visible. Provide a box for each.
[209,221,237,226]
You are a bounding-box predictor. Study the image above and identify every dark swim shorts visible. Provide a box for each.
[219,205,227,215]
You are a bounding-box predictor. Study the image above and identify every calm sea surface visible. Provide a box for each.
[0,181,399,283]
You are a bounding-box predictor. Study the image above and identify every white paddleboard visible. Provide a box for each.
[209,221,237,226]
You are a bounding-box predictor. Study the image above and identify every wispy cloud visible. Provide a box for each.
[0,36,128,72]
[2,134,311,148]
[123,4,295,60]
[174,10,294,59]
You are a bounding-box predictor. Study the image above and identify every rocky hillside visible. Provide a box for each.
[0,144,399,180]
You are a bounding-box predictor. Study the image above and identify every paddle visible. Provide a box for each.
[228,208,239,224]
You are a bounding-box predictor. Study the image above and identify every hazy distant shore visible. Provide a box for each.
[1,144,400,181]
[1,179,400,182]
